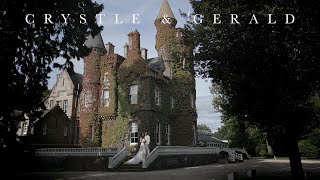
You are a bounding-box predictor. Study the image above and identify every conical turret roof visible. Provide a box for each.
[84,33,105,49]
[156,0,175,20]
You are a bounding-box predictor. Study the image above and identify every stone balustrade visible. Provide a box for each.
[34,147,119,157]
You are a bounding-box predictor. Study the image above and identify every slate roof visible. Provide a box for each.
[67,69,83,91]
[156,0,175,20]
[197,132,227,144]
[84,33,105,49]
[146,57,165,72]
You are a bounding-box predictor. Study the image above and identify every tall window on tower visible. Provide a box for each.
[130,122,138,144]
[156,122,161,145]
[165,124,171,145]
[190,92,195,109]
[103,89,110,107]
[130,85,138,104]
[155,87,161,105]
[84,93,88,107]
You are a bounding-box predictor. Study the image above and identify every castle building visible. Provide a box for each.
[79,0,197,150]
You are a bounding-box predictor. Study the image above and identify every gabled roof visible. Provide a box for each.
[67,69,83,91]
[198,132,227,144]
[84,33,105,49]
[146,57,165,72]
[156,0,175,20]
[34,105,68,125]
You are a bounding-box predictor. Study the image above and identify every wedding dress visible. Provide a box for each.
[125,139,147,165]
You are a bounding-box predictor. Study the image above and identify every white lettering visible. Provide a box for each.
[285,14,295,24]
[44,14,53,24]
[194,14,204,24]
[132,14,140,24]
[249,14,259,24]
[25,14,34,24]
[80,14,87,24]
[61,14,70,24]
[96,14,105,24]
[268,14,276,24]
[115,14,123,24]
[213,14,221,24]
[231,14,240,24]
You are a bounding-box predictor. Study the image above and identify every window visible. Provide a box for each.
[64,127,68,136]
[103,89,110,107]
[192,122,196,145]
[22,122,28,135]
[171,97,175,108]
[130,122,139,144]
[57,101,62,108]
[165,124,171,145]
[155,87,161,105]
[130,85,138,104]
[63,100,68,113]
[43,123,47,135]
[91,125,94,140]
[84,93,88,107]
[156,122,161,145]
[190,92,195,109]
[50,100,53,108]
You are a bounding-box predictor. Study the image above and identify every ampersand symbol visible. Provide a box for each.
[161,14,171,24]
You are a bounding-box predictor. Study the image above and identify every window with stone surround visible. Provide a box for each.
[43,123,47,135]
[156,122,161,145]
[22,122,28,135]
[171,97,175,108]
[130,85,138,104]
[155,86,161,106]
[192,122,197,145]
[64,127,68,136]
[57,101,61,108]
[63,100,68,113]
[190,92,195,109]
[103,89,110,107]
[84,93,88,107]
[165,124,171,145]
[50,100,53,108]
[130,122,139,144]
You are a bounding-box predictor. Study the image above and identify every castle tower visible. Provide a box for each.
[155,0,198,146]
[155,0,177,78]
[79,33,106,146]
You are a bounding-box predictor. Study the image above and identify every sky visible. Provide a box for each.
[47,0,222,132]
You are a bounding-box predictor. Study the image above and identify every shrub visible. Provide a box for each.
[299,140,319,159]
[219,151,229,159]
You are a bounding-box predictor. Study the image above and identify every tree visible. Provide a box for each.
[197,124,212,133]
[1,0,103,151]
[185,0,320,179]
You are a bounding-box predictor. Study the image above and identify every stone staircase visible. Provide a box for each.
[114,155,145,172]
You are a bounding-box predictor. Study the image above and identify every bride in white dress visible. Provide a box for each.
[125,133,148,164]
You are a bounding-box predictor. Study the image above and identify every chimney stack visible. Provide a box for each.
[124,43,128,58]
[128,29,141,56]
[141,48,148,60]
[105,42,114,55]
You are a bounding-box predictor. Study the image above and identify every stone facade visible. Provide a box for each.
[32,106,75,145]
[45,68,82,144]
[79,0,197,150]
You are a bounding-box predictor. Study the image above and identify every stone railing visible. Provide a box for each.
[229,148,251,158]
[143,146,222,169]
[34,147,119,157]
[221,148,243,162]
[108,147,128,169]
